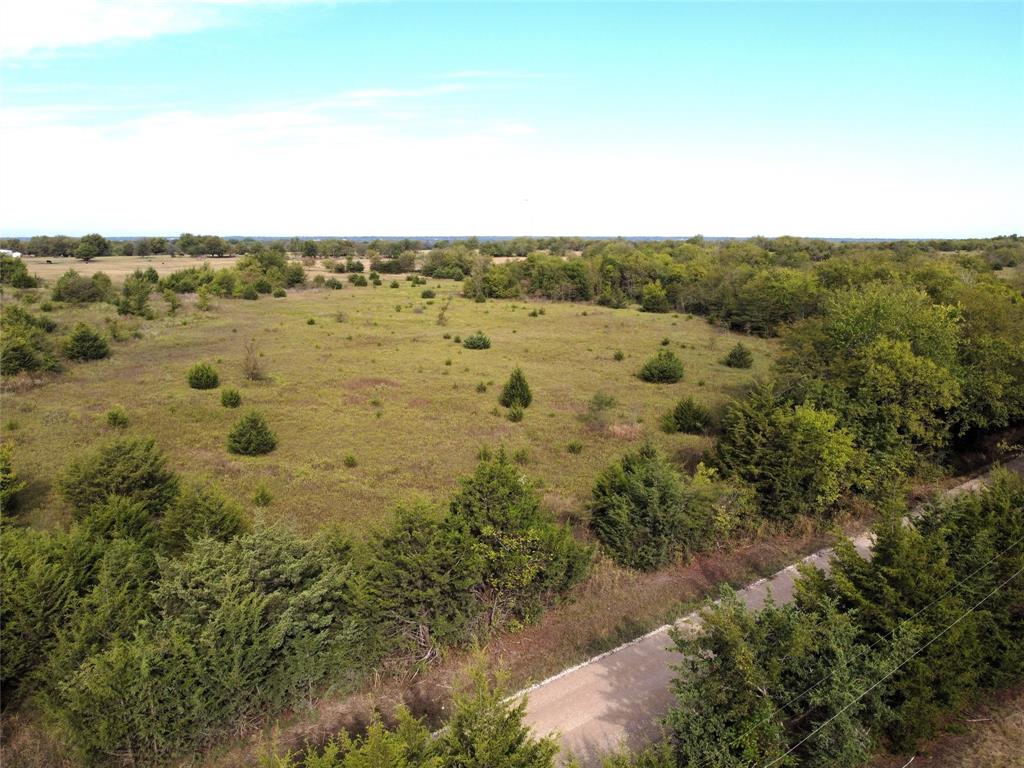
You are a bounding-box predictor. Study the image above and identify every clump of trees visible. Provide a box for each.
[51,270,113,304]
[590,445,755,570]
[656,468,1024,768]
[1,438,590,766]
[1,305,59,375]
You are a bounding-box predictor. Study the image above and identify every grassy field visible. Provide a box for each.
[18,254,242,282]
[3,260,774,537]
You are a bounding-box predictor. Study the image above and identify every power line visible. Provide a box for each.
[761,564,1024,768]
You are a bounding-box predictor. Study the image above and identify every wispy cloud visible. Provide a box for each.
[0,0,335,59]
[314,82,472,110]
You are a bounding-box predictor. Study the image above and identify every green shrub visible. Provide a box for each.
[59,437,179,518]
[1,306,58,375]
[53,528,373,765]
[641,280,670,313]
[613,349,625,361]
[662,397,711,434]
[0,255,37,288]
[722,342,754,368]
[227,410,277,455]
[447,449,591,623]
[63,323,109,361]
[476,381,487,393]
[507,404,524,422]
[590,443,712,570]
[106,407,129,428]
[306,317,316,325]
[499,367,533,408]
[567,440,583,455]
[51,270,110,303]
[117,271,154,317]
[0,443,26,513]
[253,484,272,507]
[349,274,368,287]
[639,349,684,383]
[715,384,855,520]
[389,280,400,288]
[421,289,436,299]
[239,284,259,300]
[159,483,248,556]
[343,453,357,468]
[187,362,219,389]
[272,288,286,298]
[463,330,492,349]
[220,388,241,408]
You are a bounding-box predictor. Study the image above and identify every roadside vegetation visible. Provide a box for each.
[1,233,1022,767]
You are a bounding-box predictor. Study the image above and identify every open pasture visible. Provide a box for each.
[5,272,774,536]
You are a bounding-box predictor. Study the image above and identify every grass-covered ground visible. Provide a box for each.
[4,262,774,537]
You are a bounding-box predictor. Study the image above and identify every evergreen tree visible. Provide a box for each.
[227,410,277,455]
[499,368,533,408]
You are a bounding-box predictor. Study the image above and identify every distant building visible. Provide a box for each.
[0,248,22,258]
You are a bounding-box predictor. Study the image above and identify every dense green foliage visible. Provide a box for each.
[590,445,756,570]
[62,323,109,361]
[656,469,1024,767]
[638,349,684,383]
[661,396,711,434]
[715,384,856,520]
[187,361,219,389]
[269,671,558,768]
[721,342,753,369]
[0,442,26,513]
[220,387,242,408]
[227,410,277,455]
[463,330,492,349]
[59,437,180,518]
[1,305,59,375]
[51,270,112,303]
[0,254,37,288]
[499,367,533,408]
[3,437,588,766]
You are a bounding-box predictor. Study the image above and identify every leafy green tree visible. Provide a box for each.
[366,505,484,655]
[59,437,179,518]
[590,444,711,570]
[227,410,277,455]
[499,367,533,408]
[448,450,590,625]
[74,233,111,262]
[715,385,855,520]
[661,396,711,434]
[159,482,248,555]
[722,342,753,369]
[638,349,684,383]
[62,323,109,361]
[51,269,112,303]
[0,442,26,514]
[436,669,559,768]
[640,280,670,312]
[118,269,154,316]
[0,254,37,288]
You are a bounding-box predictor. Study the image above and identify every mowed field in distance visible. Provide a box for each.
[5,259,775,536]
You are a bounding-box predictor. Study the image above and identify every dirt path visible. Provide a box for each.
[519,456,1024,766]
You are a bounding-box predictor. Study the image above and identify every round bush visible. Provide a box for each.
[421,289,436,299]
[507,404,524,422]
[227,410,277,455]
[272,288,287,298]
[639,349,684,383]
[463,330,491,350]
[63,323,109,361]
[187,362,219,389]
[220,388,241,408]
[662,397,711,434]
[722,342,754,369]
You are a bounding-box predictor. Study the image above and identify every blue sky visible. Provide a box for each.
[0,1,1021,237]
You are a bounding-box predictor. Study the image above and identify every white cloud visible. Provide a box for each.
[0,101,1020,237]
[0,0,333,59]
